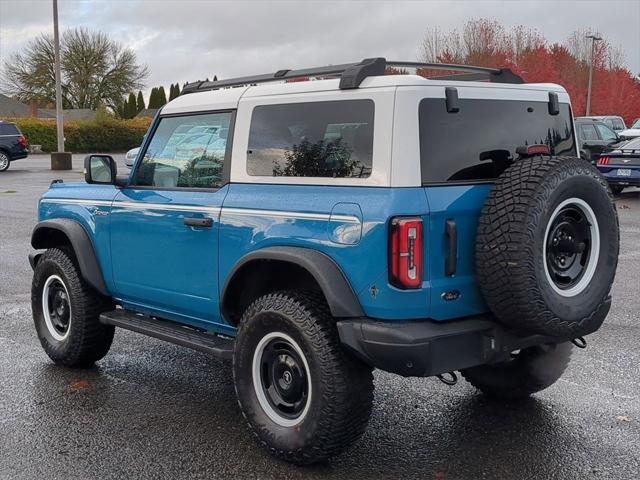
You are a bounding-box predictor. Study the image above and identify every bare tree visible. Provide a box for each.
[1,27,148,111]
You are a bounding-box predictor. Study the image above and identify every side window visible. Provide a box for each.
[247,100,374,178]
[580,124,598,141]
[595,124,617,141]
[135,112,232,189]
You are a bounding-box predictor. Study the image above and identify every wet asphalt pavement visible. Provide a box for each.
[1,155,639,479]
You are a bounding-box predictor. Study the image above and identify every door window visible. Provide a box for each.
[135,112,232,189]
[580,124,598,141]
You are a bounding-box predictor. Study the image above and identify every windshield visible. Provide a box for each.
[631,119,640,129]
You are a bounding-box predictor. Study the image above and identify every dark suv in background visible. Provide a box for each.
[0,121,29,171]
[575,117,623,164]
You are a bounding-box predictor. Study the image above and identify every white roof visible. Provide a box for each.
[161,75,569,115]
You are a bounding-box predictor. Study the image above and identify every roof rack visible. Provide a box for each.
[180,57,524,95]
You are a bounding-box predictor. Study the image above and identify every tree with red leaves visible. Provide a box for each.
[419,19,640,125]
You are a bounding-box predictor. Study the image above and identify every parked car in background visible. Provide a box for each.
[619,118,640,141]
[575,117,623,163]
[124,147,140,169]
[0,121,28,172]
[578,115,626,132]
[596,136,640,194]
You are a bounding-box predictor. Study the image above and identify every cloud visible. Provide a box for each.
[1,0,639,99]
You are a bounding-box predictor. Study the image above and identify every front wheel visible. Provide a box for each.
[233,291,374,465]
[32,247,115,367]
[461,343,573,399]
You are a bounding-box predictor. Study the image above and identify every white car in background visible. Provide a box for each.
[619,118,640,140]
[124,147,140,169]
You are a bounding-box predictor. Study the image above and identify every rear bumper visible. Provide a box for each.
[337,298,611,377]
[10,151,28,161]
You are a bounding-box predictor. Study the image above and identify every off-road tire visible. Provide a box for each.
[461,342,572,399]
[32,247,114,367]
[476,156,619,337]
[233,290,374,465]
[0,151,10,171]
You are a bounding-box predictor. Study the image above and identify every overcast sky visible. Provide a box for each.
[1,0,639,99]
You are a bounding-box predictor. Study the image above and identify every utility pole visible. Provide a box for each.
[585,34,602,116]
[51,0,71,170]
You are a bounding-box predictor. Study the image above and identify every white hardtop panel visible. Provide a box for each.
[160,86,249,114]
[230,86,396,186]
[391,83,572,187]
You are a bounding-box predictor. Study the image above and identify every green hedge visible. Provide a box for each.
[12,117,152,153]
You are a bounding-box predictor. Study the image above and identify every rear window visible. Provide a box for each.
[0,123,20,135]
[419,98,576,184]
[612,118,625,130]
[247,100,374,178]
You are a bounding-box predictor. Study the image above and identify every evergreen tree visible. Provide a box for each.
[168,83,177,101]
[174,83,180,96]
[157,86,167,106]
[136,90,145,112]
[148,87,158,108]
[126,92,137,118]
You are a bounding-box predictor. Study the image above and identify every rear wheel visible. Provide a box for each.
[461,343,572,399]
[233,291,373,465]
[0,151,10,171]
[32,247,114,367]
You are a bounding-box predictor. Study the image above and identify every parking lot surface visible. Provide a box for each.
[1,155,639,479]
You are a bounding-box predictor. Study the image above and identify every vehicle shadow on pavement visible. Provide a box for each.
[317,391,586,479]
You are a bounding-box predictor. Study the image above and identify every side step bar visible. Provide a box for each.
[100,310,233,360]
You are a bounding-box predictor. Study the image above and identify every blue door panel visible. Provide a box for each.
[109,186,228,325]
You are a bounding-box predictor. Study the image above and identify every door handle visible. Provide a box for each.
[183,217,213,228]
[445,219,457,277]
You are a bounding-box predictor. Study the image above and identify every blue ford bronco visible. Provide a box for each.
[30,58,619,464]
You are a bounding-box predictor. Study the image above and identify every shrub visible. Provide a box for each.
[12,117,152,153]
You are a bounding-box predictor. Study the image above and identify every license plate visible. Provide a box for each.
[617,169,631,177]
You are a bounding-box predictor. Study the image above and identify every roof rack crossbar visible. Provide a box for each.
[180,58,524,95]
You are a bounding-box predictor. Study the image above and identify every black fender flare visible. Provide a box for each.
[30,219,109,296]
[221,246,364,319]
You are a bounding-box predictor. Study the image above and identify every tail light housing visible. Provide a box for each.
[17,135,27,148]
[598,156,609,165]
[389,217,423,289]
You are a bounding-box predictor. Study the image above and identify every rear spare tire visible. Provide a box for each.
[476,156,619,337]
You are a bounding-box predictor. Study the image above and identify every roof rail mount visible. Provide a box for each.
[180,58,524,95]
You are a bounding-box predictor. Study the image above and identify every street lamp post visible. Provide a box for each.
[585,34,602,116]
[51,0,71,170]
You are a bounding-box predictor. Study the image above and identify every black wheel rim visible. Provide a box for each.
[46,279,71,336]
[258,338,309,420]
[545,205,592,290]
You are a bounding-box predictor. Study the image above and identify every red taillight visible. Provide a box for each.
[389,217,423,289]
[516,144,550,157]
[598,156,609,165]
[17,135,27,148]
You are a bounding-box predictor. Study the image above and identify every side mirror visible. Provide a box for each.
[84,154,116,184]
